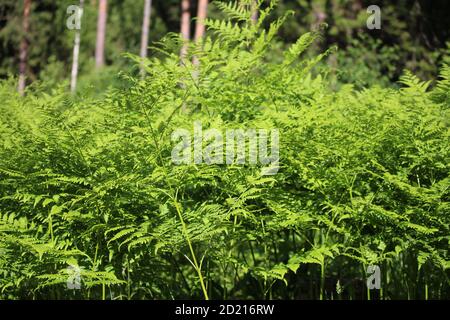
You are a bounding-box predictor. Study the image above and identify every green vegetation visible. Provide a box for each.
[0,1,449,300]
[2,0,450,91]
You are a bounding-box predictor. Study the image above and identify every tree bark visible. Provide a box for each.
[180,0,191,60]
[18,0,31,96]
[250,0,258,25]
[192,0,208,68]
[194,0,208,42]
[139,0,152,77]
[95,0,107,69]
[71,0,84,93]
[312,1,327,31]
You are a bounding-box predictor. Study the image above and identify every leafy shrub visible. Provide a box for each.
[0,2,448,300]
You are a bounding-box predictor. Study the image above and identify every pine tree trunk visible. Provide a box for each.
[192,0,208,68]
[95,0,107,69]
[140,0,153,77]
[180,0,191,61]
[194,0,208,42]
[312,0,327,31]
[250,0,258,24]
[18,0,31,96]
[71,0,84,93]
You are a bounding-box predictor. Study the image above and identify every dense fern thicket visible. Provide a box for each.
[0,3,449,300]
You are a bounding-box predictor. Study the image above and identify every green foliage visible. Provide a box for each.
[0,1,449,300]
[2,0,450,91]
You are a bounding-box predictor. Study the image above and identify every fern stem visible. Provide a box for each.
[320,263,325,300]
[48,214,54,244]
[172,197,209,300]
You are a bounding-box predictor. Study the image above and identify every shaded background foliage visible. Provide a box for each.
[1,0,450,91]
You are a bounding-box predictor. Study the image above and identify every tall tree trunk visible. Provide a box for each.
[192,0,208,68]
[194,0,208,42]
[180,0,191,61]
[95,0,107,69]
[71,0,84,93]
[250,0,258,25]
[18,0,31,96]
[309,0,328,31]
[140,0,153,77]
[312,1,327,30]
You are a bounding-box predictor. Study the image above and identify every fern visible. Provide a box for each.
[400,70,432,93]
[0,1,448,300]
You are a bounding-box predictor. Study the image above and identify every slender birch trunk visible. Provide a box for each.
[140,0,153,77]
[71,0,84,93]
